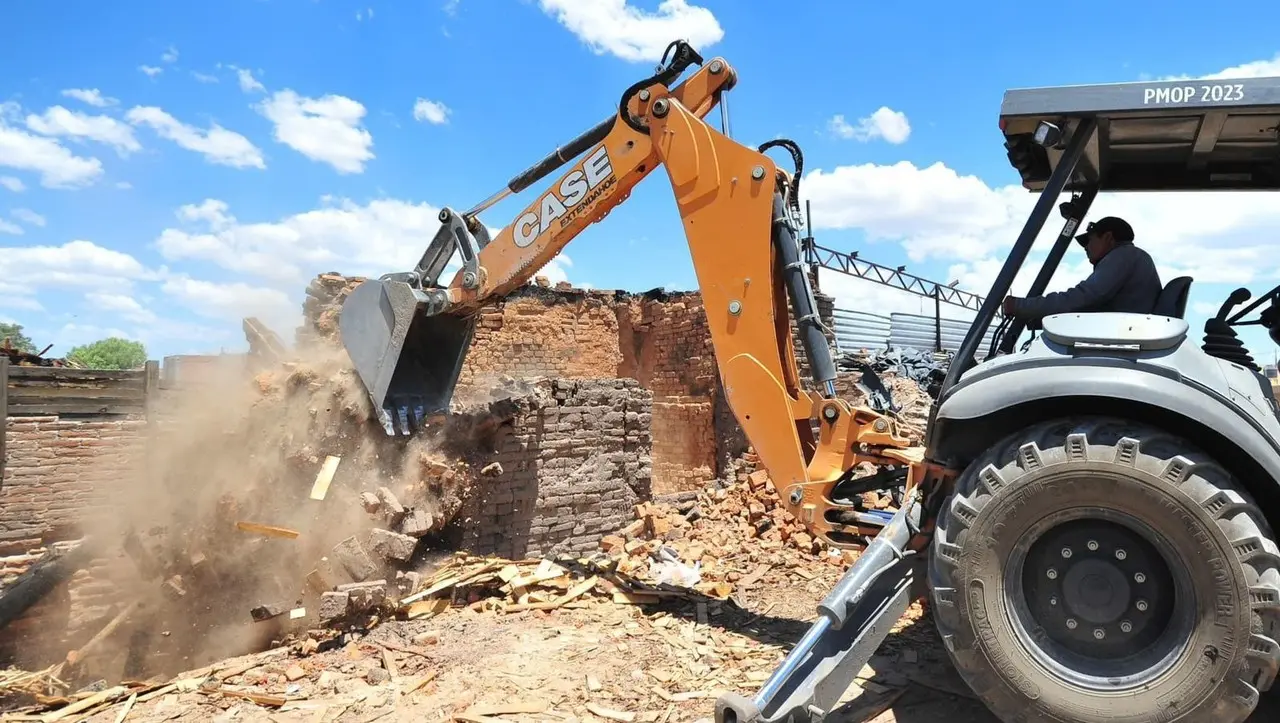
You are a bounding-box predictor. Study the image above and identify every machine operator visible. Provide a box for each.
[1002,215,1162,324]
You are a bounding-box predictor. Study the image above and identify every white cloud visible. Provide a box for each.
[807,156,1280,288]
[46,322,138,352]
[176,198,234,229]
[0,115,104,189]
[828,107,911,145]
[443,0,461,16]
[0,176,25,192]
[84,291,158,324]
[1164,53,1280,81]
[161,46,179,64]
[161,276,296,332]
[139,65,163,78]
[154,196,447,285]
[237,68,266,94]
[192,72,220,84]
[116,181,132,190]
[256,90,373,173]
[413,98,450,125]
[803,160,1024,262]
[0,295,43,312]
[25,106,142,156]
[540,253,574,287]
[0,240,150,298]
[537,0,724,63]
[0,218,21,235]
[12,208,46,227]
[61,89,118,108]
[126,106,265,169]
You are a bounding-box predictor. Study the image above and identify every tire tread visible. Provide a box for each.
[929,416,1280,721]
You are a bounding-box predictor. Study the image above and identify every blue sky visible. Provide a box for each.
[3,0,1280,365]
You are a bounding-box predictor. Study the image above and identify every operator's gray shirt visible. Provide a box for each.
[1013,243,1163,320]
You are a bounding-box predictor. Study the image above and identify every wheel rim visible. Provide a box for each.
[1004,507,1195,690]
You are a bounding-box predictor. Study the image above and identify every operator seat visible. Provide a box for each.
[1152,276,1192,319]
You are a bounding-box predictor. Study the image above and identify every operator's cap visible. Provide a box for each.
[1076,216,1135,246]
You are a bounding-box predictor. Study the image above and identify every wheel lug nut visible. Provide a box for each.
[1066,618,1078,630]
[1061,547,1072,558]
[1093,628,1105,640]
[1115,549,1127,560]
[1136,599,1149,612]
[1134,572,1146,583]
[1087,540,1099,551]
[1120,620,1133,633]
[1047,568,1058,580]
[1049,596,1058,606]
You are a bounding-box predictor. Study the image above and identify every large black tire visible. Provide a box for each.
[929,417,1280,723]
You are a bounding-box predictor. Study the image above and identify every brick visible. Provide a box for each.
[398,508,434,538]
[369,529,417,562]
[338,580,387,611]
[331,536,377,582]
[319,591,350,622]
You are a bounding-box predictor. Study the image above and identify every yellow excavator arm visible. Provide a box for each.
[339,40,932,549]
[339,39,951,723]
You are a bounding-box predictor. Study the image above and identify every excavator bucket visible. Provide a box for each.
[338,207,486,435]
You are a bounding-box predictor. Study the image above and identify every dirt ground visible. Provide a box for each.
[53,572,1280,723]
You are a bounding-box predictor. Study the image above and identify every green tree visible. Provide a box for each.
[0,322,37,354]
[66,337,148,370]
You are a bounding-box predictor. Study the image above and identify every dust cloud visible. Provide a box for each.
[69,344,493,683]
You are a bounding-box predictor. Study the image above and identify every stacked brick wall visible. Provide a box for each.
[0,416,148,665]
[1,416,146,554]
[457,287,625,392]
[616,293,719,495]
[451,378,652,559]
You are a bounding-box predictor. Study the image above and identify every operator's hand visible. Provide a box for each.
[1002,295,1018,316]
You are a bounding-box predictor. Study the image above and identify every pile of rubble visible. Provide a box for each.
[3,449,932,721]
[2,352,524,692]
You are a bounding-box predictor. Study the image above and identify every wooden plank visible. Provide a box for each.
[9,368,147,382]
[143,361,158,426]
[6,365,148,417]
[235,522,299,539]
[1,357,8,485]
[8,385,145,400]
[7,374,146,388]
[40,686,128,722]
[310,456,340,501]
[6,401,147,416]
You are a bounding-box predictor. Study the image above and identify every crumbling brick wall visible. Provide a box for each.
[453,282,839,495]
[458,287,626,392]
[0,416,147,665]
[451,378,652,559]
[616,293,719,495]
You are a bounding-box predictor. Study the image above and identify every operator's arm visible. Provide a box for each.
[1011,246,1132,320]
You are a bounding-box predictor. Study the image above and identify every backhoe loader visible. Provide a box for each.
[338,40,1280,723]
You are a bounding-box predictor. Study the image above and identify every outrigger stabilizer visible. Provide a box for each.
[714,494,922,722]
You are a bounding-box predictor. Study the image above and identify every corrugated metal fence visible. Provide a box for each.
[832,308,997,354]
